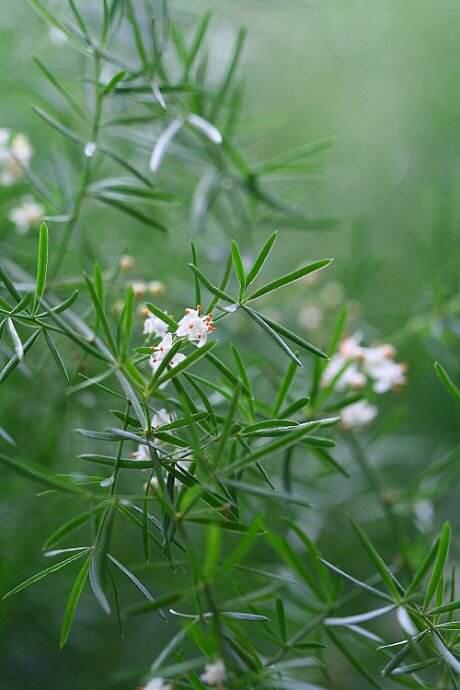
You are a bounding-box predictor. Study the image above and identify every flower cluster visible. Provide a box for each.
[131,280,166,299]
[322,332,407,429]
[144,306,215,374]
[139,659,226,690]
[132,408,174,460]
[0,128,32,186]
[8,195,44,233]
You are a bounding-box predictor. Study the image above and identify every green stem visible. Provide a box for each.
[50,51,104,281]
[347,432,402,554]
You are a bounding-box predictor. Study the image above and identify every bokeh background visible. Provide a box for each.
[1,1,459,688]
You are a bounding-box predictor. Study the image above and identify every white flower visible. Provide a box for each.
[149,332,185,373]
[9,196,44,233]
[298,305,322,330]
[148,280,166,297]
[152,408,174,428]
[119,254,135,272]
[143,313,169,338]
[200,659,226,686]
[322,355,366,391]
[11,133,32,164]
[132,410,174,460]
[0,131,32,185]
[323,333,406,397]
[84,141,97,158]
[340,400,378,429]
[366,358,406,394]
[320,280,344,307]
[130,281,147,298]
[176,307,215,348]
[132,444,150,461]
[142,678,173,690]
[339,333,364,360]
[414,499,434,533]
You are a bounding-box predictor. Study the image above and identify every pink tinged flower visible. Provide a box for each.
[132,444,150,461]
[339,332,364,360]
[298,305,322,330]
[339,363,367,390]
[151,408,174,428]
[9,196,44,233]
[140,679,173,690]
[130,281,147,298]
[368,360,407,394]
[176,307,215,348]
[0,132,33,186]
[321,355,366,391]
[340,400,378,429]
[149,332,185,373]
[200,659,226,686]
[143,313,169,338]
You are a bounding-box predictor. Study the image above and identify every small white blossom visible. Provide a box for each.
[132,409,174,461]
[131,281,147,298]
[9,196,44,233]
[340,400,378,429]
[176,307,215,348]
[200,659,226,686]
[320,280,344,307]
[142,678,173,690]
[148,280,166,297]
[119,254,135,272]
[132,444,150,461]
[143,313,169,339]
[414,499,434,533]
[84,141,97,158]
[298,305,322,330]
[339,333,364,360]
[322,332,406,399]
[152,408,174,428]
[0,131,32,185]
[365,357,407,394]
[149,332,185,373]
[322,356,366,391]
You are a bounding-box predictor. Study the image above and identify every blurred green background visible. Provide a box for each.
[0,1,459,688]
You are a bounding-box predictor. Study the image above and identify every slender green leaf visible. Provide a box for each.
[423,522,451,608]
[435,362,460,403]
[60,555,91,648]
[246,232,277,286]
[242,306,302,367]
[247,258,332,301]
[3,549,89,600]
[44,330,70,385]
[231,240,246,301]
[0,451,88,495]
[188,264,234,304]
[351,520,403,600]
